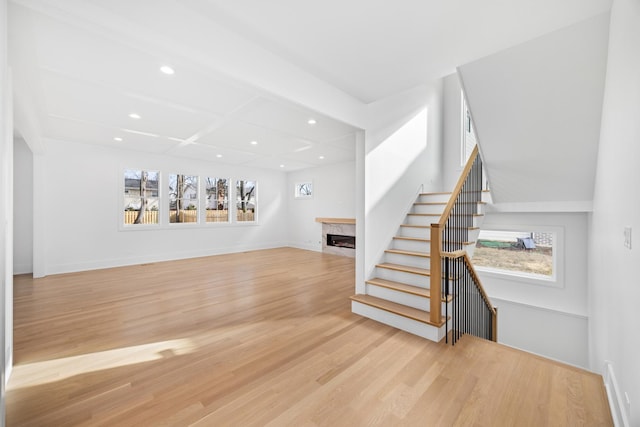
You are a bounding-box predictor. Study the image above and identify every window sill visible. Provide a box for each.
[475,267,561,289]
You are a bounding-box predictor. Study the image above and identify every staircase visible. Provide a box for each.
[351,144,498,343]
[351,191,486,342]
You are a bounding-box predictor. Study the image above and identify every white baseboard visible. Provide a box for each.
[43,242,289,276]
[604,361,630,427]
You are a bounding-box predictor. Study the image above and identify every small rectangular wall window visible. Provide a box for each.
[236,180,256,222]
[473,229,556,280]
[294,182,313,199]
[461,92,477,166]
[124,169,159,225]
[205,177,229,223]
[169,174,198,223]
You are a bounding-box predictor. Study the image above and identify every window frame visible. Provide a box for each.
[235,179,258,223]
[472,225,564,288]
[168,173,200,225]
[204,176,230,224]
[461,91,477,167]
[294,181,313,199]
[121,168,162,229]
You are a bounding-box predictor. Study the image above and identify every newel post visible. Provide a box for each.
[430,223,442,324]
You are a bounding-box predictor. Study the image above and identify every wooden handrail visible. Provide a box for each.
[442,251,497,317]
[442,251,498,344]
[429,224,442,324]
[429,145,480,325]
[437,145,479,228]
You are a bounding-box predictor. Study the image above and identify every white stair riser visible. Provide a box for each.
[482,192,492,204]
[468,228,481,243]
[442,216,483,228]
[351,301,447,342]
[405,215,435,226]
[392,239,431,253]
[440,243,476,254]
[405,211,483,226]
[398,226,430,239]
[418,193,451,203]
[376,268,429,287]
[412,204,445,215]
[384,252,430,269]
[366,284,429,311]
[366,283,453,314]
[474,216,484,228]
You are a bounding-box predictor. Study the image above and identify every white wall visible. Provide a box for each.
[478,212,590,367]
[35,139,288,275]
[361,82,444,289]
[13,137,31,274]
[443,74,464,191]
[286,161,355,252]
[458,13,609,209]
[442,47,594,368]
[0,0,9,420]
[589,0,640,424]
[480,212,588,315]
[492,298,588,368]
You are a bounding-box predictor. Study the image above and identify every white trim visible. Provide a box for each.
[235,179,258,224]
[203,176,231,224]
[118,167,162,231]
[490,296,587,319]
[604,361,631,427]
[43,242,288,275]
[294,181,313,199]
[487,201,593,213]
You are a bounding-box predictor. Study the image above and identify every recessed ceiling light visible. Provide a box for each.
[128,113,141,119]
[319,155,325,160]
[216,154,223,158]
[250,140,258,145]
[160,65,175,75]
[113,137,123,142]
[279,164,285,168]
[307,118,317,125]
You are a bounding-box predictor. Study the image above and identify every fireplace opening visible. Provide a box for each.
[327,234,356,249]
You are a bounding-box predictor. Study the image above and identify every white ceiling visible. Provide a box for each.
[8,0,612,172]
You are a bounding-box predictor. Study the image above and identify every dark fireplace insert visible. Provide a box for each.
[327,234,356,249]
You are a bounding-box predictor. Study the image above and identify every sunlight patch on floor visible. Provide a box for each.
[9,338,196,390]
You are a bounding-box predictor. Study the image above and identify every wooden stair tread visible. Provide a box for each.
[376,263,430,276]
[446,226,480,230]
[365,278,452,302]
[400,225,479,231]
[366,278,429,297]
[414,202,447,206]
[420,192,451,196]
[350,294,446,327]
[393,236,430,242]
[385,249,430,258]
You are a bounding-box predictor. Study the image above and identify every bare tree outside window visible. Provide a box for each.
[123,169,159,225]
[205,177,229,223]
[169,174,198,223]
[236,180,256,222]
[295,182,313,198]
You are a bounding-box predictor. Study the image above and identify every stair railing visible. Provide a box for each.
[430,145,497,343]
[442,250,497,344]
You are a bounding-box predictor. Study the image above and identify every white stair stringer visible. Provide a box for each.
[351,300,448,342]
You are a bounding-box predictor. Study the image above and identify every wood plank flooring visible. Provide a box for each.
[7,248,612,426]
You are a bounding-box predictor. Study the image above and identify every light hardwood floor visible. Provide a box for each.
[8,248,612,426]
